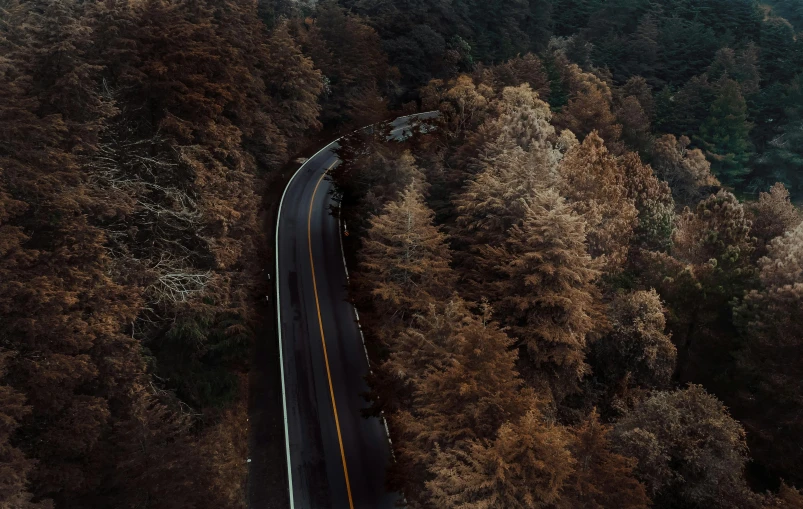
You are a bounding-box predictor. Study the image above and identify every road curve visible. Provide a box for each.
[275,113,437,508]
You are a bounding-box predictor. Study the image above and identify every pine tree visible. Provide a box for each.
[644,191,756,382]
[479,189,604,400]
[389,299,535,504]
[0,353,51,509]
[556,64,623,154]
[299,1,392,125]
[559,132,638,272]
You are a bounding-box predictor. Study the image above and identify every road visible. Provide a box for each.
[275,113,437,508]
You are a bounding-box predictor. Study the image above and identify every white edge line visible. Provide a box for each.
[276,137,342,509]
[275,112,438,505]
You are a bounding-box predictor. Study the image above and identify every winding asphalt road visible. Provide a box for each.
[275,113,437,508]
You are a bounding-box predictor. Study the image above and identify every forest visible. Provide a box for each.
[0,0,801,508]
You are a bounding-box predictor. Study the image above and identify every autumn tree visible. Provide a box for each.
[389,299,536,504]
[0,353,51,509]
[652,134,720,205]
[644,191,756,382]
[560,410,650,509]
[556,64,624,154]
[765,484,803,509]
[559,132,638,271]
[298,1,394,125]
[612,385,756,509]
[422,75,494,139]
[621,152,675,252]
[614,77,655,155]
[426,409,575,509]
[490,53,551,100]
[358,181,455,323]
[748,182,802,260]
[478,189,604,400]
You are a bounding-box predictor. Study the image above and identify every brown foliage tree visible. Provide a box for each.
[559,132,638,271]
[621,152,675,252]
[426,409,575,509]
[643,191,756,382]
[358,181,455,321]
[479,189,604,400]
[297,1,394,125]
[556,65,623,154]
[389,299,535,505]
[490,53,551,100]
[0,353,51,509]
[560,410,650,509]
[748,182,802,260]
[652,134,720,205]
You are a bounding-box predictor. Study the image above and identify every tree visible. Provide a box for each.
[748,182,802,260]
[298,1,393,125]
[479,189,604,400]
[390,299,536,504]
[754,73,803,198]
[593,290,676,393]
[644,191,756,382]
[559,132,638,271]
[696,79,753,187]
[556,65,623,154]
[652,134,720,205]
[0,353,51,509]
[614,76,655,155]
[560,410,650,509]
[358,181,455,320]
[735,223,803,484]
[612,385,755,509]
[426,409,574,509]
[491,53,551,100]
[765,484,803,509]
[706,46,760,97]
[262,20,324,152]
[621,152,675,252]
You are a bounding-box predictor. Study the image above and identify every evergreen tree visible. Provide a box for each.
[652,134,720,205]
[697,79,753,187]
[621,152,675,252]
[748,182,802,260]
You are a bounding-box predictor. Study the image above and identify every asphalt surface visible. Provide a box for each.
[275,113,437,509]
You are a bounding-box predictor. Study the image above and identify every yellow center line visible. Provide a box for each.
[308,162,355,509]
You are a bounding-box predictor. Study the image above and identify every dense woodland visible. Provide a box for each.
[0,0,802,508]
